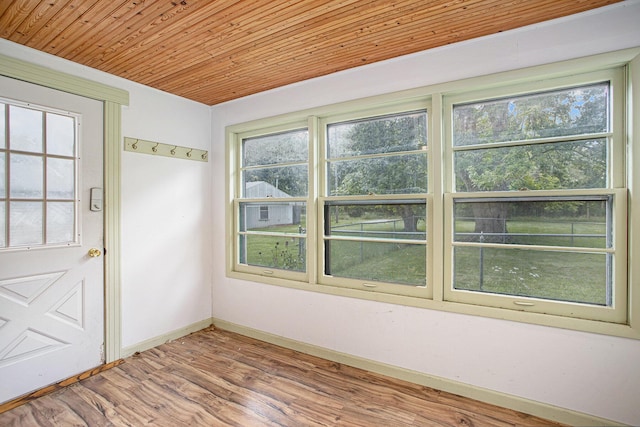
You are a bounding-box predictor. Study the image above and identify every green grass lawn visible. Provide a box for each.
[242,215,609,305]
[453,246,607,305]
[241,229,306,271]
[327,240,426,286]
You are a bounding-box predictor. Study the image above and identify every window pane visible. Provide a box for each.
[0,104,5,149]
[324,202,426,285]
[453,83,609,146]
[259,206,269,221]
[46,113,75,156]
[326,240,426,286]
[10,106,43,153]
[453,247,610,306]
[326,202,426,241]
[454,197,610,248]
[10,154,43,199]
[327,111,427,158]
[239,234,306,272]
[328,153,427,196]
[243,165,308,197]
[9,201,43,246]
[243,129,308,167]
[240,201,306,232]
[47,157,75,199]
[47,202,75,244]
[455,139,606,192]
[239,201,306,272]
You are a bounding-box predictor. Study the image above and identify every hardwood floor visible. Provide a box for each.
[0,327,563,426]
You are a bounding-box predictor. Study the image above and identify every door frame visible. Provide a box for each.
[0,53,129,363]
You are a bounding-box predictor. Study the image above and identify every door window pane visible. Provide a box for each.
[46,113,75,156]
[10,154,43,199]
[47,158,75,199]
[1,100,78,249]
[10,201,43,246]
[10,106,43,153]
[47,202,75,244]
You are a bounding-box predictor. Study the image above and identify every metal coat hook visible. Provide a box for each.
[124,137,208,162]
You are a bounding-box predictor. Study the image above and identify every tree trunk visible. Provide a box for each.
[401,205,418,232]
[471,203,508,243]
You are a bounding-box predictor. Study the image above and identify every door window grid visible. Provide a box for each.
[0,101,78,249]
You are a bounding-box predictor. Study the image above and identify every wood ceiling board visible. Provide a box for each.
[19,1,102,50]
[0,0,623,105]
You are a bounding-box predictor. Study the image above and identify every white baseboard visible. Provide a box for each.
[212,317,622,427]
[120,318,213,358]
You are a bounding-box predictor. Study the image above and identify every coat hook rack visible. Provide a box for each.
[124,137,208,162]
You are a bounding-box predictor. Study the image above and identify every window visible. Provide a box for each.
[227,51,637,336]
[444,69,626,323]
[0,100,78,249]
[259,206,269,221]
[235,127,309,277]
[320,110,429,297]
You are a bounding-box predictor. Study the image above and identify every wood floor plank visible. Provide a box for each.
[53,387,114,427]
[28,395,86,426]
[0,406,41,426]
[0,326,565,426]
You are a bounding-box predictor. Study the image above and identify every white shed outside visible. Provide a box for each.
[244,181,295,229]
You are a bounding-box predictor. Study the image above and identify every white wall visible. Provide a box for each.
[210,2,640,425]
[0,39,213,349]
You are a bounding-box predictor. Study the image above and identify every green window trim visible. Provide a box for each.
[226,48,640,340]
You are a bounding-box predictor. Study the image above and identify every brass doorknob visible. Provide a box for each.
[88,248,102,258]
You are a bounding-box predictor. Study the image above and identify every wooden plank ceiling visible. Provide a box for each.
[0,0,622,106]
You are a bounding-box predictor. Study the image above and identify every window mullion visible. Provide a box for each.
[431,93,444,302]
[308,115,319,285]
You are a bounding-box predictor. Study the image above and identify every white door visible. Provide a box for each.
[0,75,104,403]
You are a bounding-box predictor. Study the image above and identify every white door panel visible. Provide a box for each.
[0,75,104,403]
